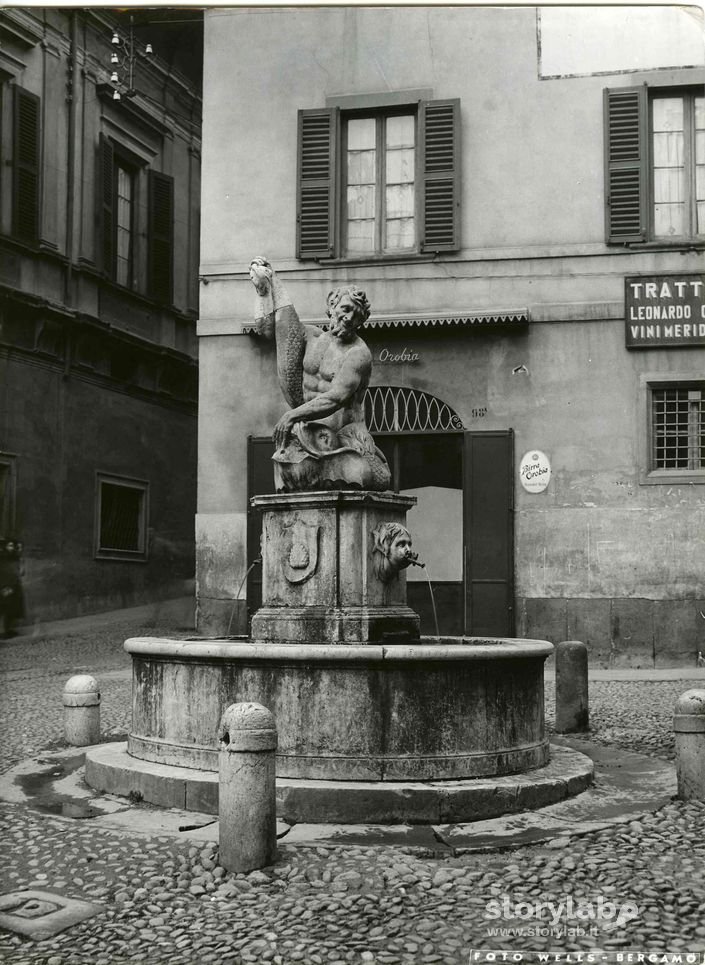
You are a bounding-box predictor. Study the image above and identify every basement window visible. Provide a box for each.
[95,474,149,560]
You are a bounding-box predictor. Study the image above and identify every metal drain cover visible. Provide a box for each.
[0,890,103,940]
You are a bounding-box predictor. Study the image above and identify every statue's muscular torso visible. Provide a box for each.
[301,328,371,430]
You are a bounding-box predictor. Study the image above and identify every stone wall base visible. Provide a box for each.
[517,596,705,667]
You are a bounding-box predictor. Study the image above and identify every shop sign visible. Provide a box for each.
[519,450,551,493]
[378,347,420,363]
[625,274,705,348]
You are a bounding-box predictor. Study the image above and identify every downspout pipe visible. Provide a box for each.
[64,10,79,310]
[62,9,79,381]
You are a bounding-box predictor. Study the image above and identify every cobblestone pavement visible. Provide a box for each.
[1,618,705,962]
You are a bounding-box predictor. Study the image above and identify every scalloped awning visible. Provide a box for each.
[363,311,529,329]
[243,310,529,335]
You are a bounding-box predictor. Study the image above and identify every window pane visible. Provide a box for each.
[653,97,684,132]
[386,114,415,149]
[652,131,684,168]
[696,106,705,235]
[696,130,705,165]
[347,184,375,220]
[115,165,133,287]
[386,147,415,185]
[346,219,375,253]
[654,166,685,203]
[653,205,684,237]
[385,216,415,250]
[694,96,705,131]
[347,117,376,151]
[347,149,376,185]
[386,182,415,218]
[696,162,705,199]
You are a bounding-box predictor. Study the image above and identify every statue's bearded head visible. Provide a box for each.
[326,286,371,341]
[249,257,273,296]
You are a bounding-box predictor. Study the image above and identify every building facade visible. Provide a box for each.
[0,9,201,622]
[198,6,704,666]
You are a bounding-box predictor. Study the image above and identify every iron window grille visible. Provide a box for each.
[651,386,704,470]
[95,474,148,560]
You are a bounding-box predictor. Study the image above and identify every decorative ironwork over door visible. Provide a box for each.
[365,385,464,433]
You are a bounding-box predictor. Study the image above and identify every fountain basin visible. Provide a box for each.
[125,636,552,781]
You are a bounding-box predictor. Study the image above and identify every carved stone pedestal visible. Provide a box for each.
[250,491,420,645]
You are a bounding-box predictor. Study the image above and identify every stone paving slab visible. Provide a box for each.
[0,890,104,941]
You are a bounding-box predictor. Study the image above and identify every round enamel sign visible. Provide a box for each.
[519,450,551,493]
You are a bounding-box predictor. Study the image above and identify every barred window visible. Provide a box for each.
[651,386,704,471]
[95,474,148,560]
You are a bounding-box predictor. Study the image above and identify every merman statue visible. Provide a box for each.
[249,257,391,492]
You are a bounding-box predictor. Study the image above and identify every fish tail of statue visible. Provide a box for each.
[250,257,305,408]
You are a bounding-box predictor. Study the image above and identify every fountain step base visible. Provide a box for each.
[85,742,593,825]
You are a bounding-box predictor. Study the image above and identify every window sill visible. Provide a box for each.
[95,550,148,562]
[622,240,705,252]
[640,469,705,486]
[317,253,445,268]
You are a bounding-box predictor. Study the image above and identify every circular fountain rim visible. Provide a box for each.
[124,636,553,661]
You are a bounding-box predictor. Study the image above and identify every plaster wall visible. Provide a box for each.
[2,352,197,621]
[197,6,705,660]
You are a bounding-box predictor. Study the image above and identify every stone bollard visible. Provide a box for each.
[674,690,705,801]
[218,702,277,873]
[555,640,589,733]
[63,675,101,745]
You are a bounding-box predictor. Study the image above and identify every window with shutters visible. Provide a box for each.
[604,86,704,244]
[95,473,149,560]
[297,98,460,260]
[98,136,174,304]
[12,86,41,245]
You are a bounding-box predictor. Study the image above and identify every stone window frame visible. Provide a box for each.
[94,472,149,561]
[638,372,705,485]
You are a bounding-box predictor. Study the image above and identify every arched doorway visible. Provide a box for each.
[365,386,465,634]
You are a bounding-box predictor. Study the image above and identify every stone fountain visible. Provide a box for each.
[86,260,592,823]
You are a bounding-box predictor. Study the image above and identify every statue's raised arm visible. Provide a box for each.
[249,257,391,493]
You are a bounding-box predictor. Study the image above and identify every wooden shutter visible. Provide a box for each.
[296,108,338,259]
[12,87,41,244]
[148,170,174,304]
[463,429,514,637]
[419,99,460,253]
[604,86,648,243]
[99,134,115,274]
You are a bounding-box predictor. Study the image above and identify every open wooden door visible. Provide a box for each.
[463,429,515,637]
